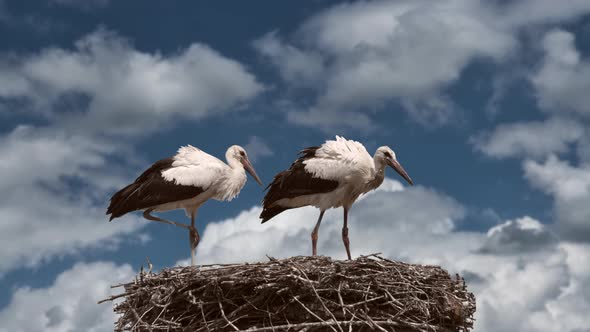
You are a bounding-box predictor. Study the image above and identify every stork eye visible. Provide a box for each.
[239,151,246,157]
[383,151,392,159]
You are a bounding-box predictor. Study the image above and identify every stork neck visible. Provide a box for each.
[373,155,386,175]
[217,155,247,201]
[226,156,243,170]
[364,156,386,191]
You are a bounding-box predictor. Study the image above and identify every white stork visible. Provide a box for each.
[260,136,413,260]
[107,145,263,265]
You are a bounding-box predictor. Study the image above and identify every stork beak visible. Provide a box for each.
[387,158,414,186]
[242,158,263,186]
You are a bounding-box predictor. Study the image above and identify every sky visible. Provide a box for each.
[0,0,589,331]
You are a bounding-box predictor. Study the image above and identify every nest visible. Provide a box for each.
[102,254,476,331]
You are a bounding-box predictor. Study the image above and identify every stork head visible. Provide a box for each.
[375,146,414,185]
[228,145,263,186]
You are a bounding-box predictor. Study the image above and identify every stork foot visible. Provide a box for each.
[342,227,351,260]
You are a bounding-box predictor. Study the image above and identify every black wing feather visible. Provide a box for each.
[106,158,204,221]
[260,147,339,223]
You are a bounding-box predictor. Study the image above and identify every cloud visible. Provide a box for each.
[243,135,273,162]
[256,0,515,128]
[177,178,590,332]
[0,28,266,274]
[473,248,571,332]
[184,180,467,265]
[253,31,325,87]
[0,126,146,274]
[0,27,265,274]
[0,27,266,273]
[531,29,590,116]
[524,155,590,200]
[478,216,558,255]
[495,0,590,29]
[254,0,590,130]
[0,261,134,332]
[471,117,585,159]
[0,28,264,136]
[524,155,590,241]
[472,27,590,244]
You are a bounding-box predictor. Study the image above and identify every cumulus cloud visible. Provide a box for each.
[177,178,590,332]
[253,31,325,87]
[184,180,467,265]
[0,28,264,135]
[492,0,590,27]
[472,28,590,244]
[255,0,590,129]
[524,156,590,241]
[478,216,558,255]
[471,117,585,159]
[0,28,266,273]
[524,155,590,200]
[256,0,514,128]
[531,29,590,116]
[0,261,134,332]
[0,126,145,274]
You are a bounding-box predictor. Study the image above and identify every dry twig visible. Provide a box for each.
[103,255,476,331]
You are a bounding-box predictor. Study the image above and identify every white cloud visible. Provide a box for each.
[243,135,273,162]
[495,0,590,28]
[532,29,590,116]
[524,156,590,241]
[0,28,266,273]
[186,180,467,265]
[256,0,515,128]
[529,243,590,331]
[473,249,571,332]
[177,178,590,332]
[475,241,590,332]
[0,261,134,332]
[524,155,590,200]
[478,216,558,255]
[10,180,586,332]
[0,126,145,274]
[253,31,325,87]
[473,28,590,243]
[0,28,264,135]
[255,0,590,129]
[472,117,585,159]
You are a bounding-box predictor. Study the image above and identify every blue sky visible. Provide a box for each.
[0,1,589,331]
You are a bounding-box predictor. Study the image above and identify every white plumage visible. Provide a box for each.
[304,136,376,181]
[261,136,413,259]
[107,144,262,266]
[161,145,250,204]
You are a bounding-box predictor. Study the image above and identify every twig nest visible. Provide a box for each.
[104,254,476,331]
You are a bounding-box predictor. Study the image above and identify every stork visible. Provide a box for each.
[107,145,263,265]
[260,136,413,260]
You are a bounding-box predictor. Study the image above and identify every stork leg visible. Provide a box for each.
[311,210,325,256]
[143,209,189,230]
[189,210,200,266]
[342,207,352,260]
[143,209,200,266]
